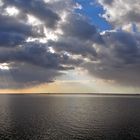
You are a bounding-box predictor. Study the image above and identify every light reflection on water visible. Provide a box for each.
[0,95,140,140]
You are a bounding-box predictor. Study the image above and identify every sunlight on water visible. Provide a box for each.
[0,95,140,140]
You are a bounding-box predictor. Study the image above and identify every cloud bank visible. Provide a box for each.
[0,0,140,89]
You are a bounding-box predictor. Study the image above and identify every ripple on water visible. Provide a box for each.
[0,95,140,140]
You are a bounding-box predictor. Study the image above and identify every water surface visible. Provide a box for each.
[0,94,140,140]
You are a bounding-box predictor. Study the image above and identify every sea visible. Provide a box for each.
[0,94,140,140]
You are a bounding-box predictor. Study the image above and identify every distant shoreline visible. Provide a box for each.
[0,93,140,96]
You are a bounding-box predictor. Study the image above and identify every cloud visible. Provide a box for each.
[0,14,44,47]
[0,0,81,88]
[100,0,113,5]
[0,40,84,88]
[0,32,25,47]
[61,15,98,40]
[3,0,60,28]
[84,30,140,86]
[0,62,62,89]
[98,0,140,30]
[0,42,79,69]
[0,0,140,89]
[48,13,102,60]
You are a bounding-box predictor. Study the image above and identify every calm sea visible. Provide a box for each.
[0,94,140,140]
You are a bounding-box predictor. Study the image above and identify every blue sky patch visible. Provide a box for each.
[74,0,112,31]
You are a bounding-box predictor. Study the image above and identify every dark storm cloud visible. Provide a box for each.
[84,30,140,86]
[0,63,62,89]
[0,0,86,88]
[18,43,79,70]
[62,16,98,40]
[100,0,113,5]
[48,14,102,60]
[126,11,140,23]
[0,32,25,47]
[49,38,97,60]
[0,15,32,36]
[3,0,60,28]
[0,42,79,70]
[0,14,44,47]
[0,42,78,88]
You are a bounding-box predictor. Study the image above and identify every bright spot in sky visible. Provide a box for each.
[74,3,83,10]
[5,7,19,16]
[44,0,60,3]
[27,14,42,25]
[44,0,50,3]
[48,47,55,53]
[44,28,58,41]
[0,63,10,70]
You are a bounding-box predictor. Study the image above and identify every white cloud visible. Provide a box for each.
[5,6,19,16]
[0,63,10,70]
[98,0,140,31]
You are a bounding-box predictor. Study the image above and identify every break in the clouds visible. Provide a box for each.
[0,0,140,89]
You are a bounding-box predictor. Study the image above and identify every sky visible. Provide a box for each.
[0,0,140,93]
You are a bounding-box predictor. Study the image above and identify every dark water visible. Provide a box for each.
[0,95,140,140]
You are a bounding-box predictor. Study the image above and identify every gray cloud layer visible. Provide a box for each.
[84,30,140,86]
[3,0,60,28]
[0,0,140,88]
